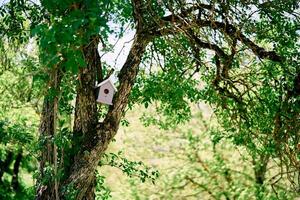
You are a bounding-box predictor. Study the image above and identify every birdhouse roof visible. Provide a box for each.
[96,78,117,91]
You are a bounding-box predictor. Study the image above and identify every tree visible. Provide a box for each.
[0,0,299,199]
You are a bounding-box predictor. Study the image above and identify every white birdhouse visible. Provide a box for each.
[95,78,117,105]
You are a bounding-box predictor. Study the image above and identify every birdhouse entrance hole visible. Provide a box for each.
[104,89,109,94]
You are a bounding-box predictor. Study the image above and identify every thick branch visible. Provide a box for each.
[187,30,229,59]
[162,3,213,21]
[210,21,283,62]
[153,14,283,62]
[103,33,151,130]
[132,0,144,29]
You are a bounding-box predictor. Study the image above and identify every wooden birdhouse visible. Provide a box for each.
[95,78,117,105]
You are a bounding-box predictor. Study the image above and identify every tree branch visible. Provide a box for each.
[152,12,283,62]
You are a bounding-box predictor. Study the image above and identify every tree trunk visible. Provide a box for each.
[65,36,100,200]
[0,151,13,182]
[253,154,269,200]
[36,1,149,198]
[36,69,62,200]
[60,32,150,200]
[12,151,22,191]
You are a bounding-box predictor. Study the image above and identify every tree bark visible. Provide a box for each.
[0,151,13,182]
[60,32,150,200]
[253,154,269,200]
[66,36,100,200]
[36,1,150,199]
[12,151,22,191]
[36,69,62,200]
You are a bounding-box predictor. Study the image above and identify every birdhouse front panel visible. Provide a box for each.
[96,82,115,105]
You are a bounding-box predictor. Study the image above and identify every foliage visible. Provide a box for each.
[0,118,37,199]
[95,151,159,199]
[100,151,159,184]
[95,172,112,200]
[103,109,296,199]
[129,0,300,195]
[0,33,38,200]
[0,0,299,199]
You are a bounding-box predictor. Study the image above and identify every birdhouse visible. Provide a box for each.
[95,78,117,105]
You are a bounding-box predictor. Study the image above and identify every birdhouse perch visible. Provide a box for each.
[95,78,117,105]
